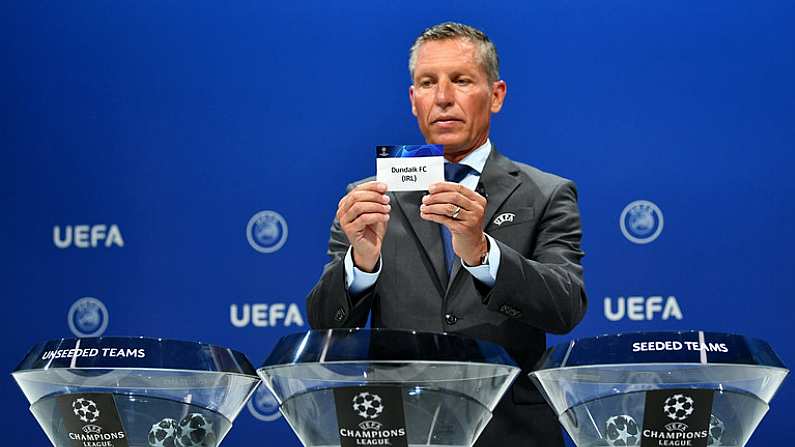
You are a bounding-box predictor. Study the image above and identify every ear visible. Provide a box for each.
[489,80,507,113]
[409,84,418,117]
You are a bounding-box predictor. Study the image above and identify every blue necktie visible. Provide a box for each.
[441,163,475,274]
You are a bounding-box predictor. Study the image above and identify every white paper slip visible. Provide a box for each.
[376,145,444,192]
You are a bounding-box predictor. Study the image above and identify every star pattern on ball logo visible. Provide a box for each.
[663,393,695,421]
[145,414,217,447]
[175,413,216,447]
[605,414,640,446]
[72,398,100,424]
[352,392,384,420]
[148,418,178,447]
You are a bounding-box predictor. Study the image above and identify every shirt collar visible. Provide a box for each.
[451,139,491,175]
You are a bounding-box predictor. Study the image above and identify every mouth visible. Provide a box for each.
[431,117,464,126]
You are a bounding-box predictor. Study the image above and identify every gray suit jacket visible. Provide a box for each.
[306,147,587,446]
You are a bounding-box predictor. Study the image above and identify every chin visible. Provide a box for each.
[429,135,466,148]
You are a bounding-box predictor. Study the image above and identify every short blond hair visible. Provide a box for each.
[408,22,500,83]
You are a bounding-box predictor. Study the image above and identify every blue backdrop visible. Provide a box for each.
[2,1,793,445]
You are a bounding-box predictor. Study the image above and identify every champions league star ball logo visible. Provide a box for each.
[72,398,100,424]
[605,414,639,446]
[338,388,408,440]
[176,413,216,447]
[148,418,178,447]
[67,297,109,337]
[352,392,384,420]
[663,394,695,421]
[246,210,288,253]
[620,200,664,244]
[148,414,218,447]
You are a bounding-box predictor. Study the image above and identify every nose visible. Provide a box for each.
[434,79,454,109]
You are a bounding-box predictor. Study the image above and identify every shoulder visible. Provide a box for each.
[498,151,576,197]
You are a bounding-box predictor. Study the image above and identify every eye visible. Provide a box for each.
[417,79,434,88]
[455,78,472,86]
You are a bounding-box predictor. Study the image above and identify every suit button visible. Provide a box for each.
[445,313,458,325]
[334,307,346,322]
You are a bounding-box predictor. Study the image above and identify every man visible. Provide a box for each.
[307,22,586,446]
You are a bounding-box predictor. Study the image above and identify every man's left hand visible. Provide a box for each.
[420,182,488,265]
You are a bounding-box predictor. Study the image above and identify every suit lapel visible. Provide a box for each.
[480,148,522,227]
[393,191,448,296]
[446,147,521,291]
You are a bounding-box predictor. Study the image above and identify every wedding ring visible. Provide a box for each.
[451,205,462,220]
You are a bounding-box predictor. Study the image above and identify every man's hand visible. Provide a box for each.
[337,181,391,272]
[420,182,488,265]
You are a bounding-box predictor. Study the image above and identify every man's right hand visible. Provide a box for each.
[337,181,391,272]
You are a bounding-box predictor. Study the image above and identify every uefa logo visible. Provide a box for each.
[247,210,288,254]
[247,384,282,422]
[620,200,664,244]
[67,297,109,337]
